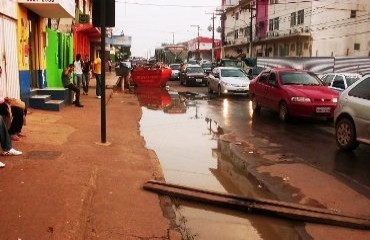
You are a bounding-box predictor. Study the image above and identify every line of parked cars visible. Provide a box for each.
[169,61,369,151]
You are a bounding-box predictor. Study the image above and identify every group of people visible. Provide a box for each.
[62,53,104,107]
[0,66,24,168]
[0,53,113,167]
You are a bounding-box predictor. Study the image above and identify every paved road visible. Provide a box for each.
[167,80,370,197]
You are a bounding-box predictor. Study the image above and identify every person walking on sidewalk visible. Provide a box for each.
[73,54,83,90]
[93,55,102,99]
[62,64,83,107]
[82,54,91,95]
[107,59,112,73]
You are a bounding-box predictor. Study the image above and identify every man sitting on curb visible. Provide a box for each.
[0,114,22,168]
[62,64,83,107]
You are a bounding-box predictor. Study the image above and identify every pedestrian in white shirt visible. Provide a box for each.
[74,54,83,90]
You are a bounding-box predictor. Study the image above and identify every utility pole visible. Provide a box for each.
[191,24,200,59]
[212,12,215,62]
[249,1,253,57]
[207,12,217,62]
[172,32,175,45]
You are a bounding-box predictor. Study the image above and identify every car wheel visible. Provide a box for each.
[279,102,289,122]
[335,118,360,150]
[208,84,213,93]
[218,86,223,97]
[251,95,261,112]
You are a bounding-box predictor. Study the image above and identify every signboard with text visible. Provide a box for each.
[78,14,90,24]
[105,35,131,47]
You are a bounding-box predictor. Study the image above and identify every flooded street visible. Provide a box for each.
[139,90,307,239]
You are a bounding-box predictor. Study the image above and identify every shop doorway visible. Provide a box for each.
[28,11,41,89]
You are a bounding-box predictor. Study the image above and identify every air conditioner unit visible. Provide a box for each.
[305,26,309,33]
[293,28,299,34]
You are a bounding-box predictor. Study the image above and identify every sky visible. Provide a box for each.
[113,0,222,58]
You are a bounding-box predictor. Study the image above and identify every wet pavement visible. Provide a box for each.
[138,89,307,239]
[136,81,370,240]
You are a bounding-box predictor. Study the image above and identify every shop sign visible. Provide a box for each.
[79,14,89,24]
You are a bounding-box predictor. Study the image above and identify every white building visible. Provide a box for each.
[222,0,370,58]
[223,0,254,58]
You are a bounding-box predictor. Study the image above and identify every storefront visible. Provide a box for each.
[17,0,75,92]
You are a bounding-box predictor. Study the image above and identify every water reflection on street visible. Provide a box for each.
[139,90,304,240]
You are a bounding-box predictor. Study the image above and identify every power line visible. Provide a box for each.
[115,0,218,8]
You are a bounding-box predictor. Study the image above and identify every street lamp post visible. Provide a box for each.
[211,13,215,62]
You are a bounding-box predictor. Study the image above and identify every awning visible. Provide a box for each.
[74,23,101,40]
[18,0,75,18]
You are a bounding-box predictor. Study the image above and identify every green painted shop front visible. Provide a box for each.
[46,29,74,87]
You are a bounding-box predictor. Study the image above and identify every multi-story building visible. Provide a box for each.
[187,37,221,61]
[222,0,254,58]
[221,0,370,58]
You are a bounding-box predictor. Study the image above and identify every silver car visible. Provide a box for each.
[334,75,370,150]
[208,67,250,96]
[321,73,361,92]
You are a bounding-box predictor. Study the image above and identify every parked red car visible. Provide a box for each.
[249,68,339,121]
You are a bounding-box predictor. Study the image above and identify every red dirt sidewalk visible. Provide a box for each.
[0,73,181,240]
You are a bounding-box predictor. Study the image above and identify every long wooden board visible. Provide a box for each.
[143,180,370,230]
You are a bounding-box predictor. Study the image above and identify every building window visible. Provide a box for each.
[270,0,279,4]
[354,43,360,51]
[245,26,250,36]
[350,10,356,18]
[274,17,279,30]
[291,12,296,26]
[291,43,295,51]
[296,42,303,56]
[235,12,239,20]
[297,10,304,25]
[234,30,239,39]
[269,19,274,31]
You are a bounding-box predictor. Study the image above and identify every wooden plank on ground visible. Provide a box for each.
[143,180,370,230]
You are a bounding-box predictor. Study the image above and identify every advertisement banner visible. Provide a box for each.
[105,35,132,47]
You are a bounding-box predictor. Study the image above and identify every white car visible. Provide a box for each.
[334,74,370,150]
[321,73,361,92]
[169,63,181,80]
[208,67,250,96]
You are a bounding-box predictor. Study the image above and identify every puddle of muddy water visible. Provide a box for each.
[140,94,308,240]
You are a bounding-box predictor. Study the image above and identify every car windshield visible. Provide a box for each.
[188,60,198,64]
[280,72,323,86]
[221,69,246,78]
[223,61,242,67]
[345,76,360,87]
[170,65,180,70]
[201,63,212,68]
[186,67,204,73]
